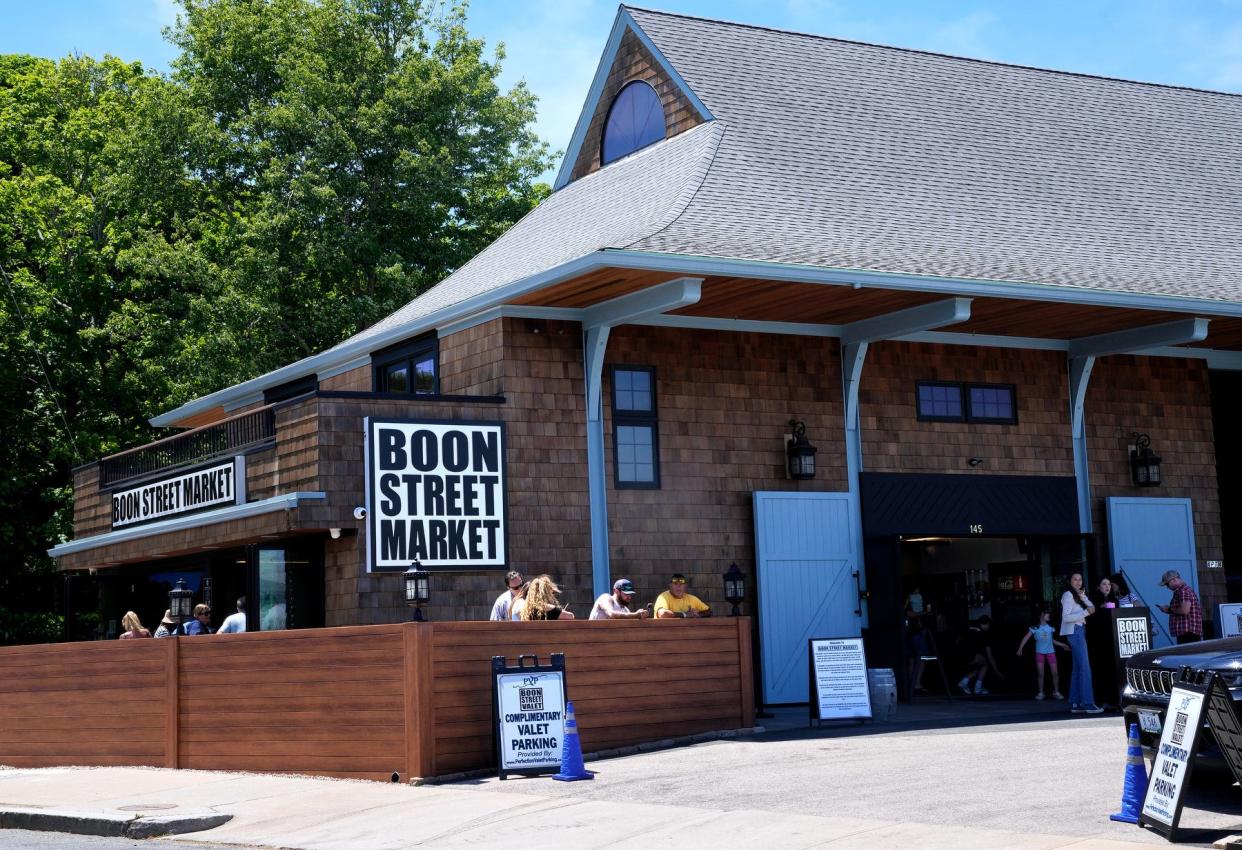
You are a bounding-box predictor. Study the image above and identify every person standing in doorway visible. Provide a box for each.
[1060,573,1103,714]
[1157,570,1203,643]
[217,597,247,633]
[1016,609,1067,700]
[489,571,524,621]
[957,616,1002,695]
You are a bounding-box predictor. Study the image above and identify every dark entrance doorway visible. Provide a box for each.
[77,539,325,639]
[861,472,1088,701]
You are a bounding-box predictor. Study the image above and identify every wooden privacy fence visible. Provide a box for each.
[0,618,753,781]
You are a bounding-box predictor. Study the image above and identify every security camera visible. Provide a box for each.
[353,506,368,520]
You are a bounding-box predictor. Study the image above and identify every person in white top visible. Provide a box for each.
[490,571,524,621]
[217,596,247,633]
[1059,573,1102,714]
[589,579,648,620]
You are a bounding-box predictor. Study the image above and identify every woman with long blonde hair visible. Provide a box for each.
[118,611,151,639]
[518,575,575,621]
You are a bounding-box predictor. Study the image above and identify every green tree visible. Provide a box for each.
[0,0,553,634]
[167,0,552,386]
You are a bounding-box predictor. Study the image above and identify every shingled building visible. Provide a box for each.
[53,7,1242,702]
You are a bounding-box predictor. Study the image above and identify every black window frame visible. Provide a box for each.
[372,334,439,395]
[915,380,966,423]
[610,365,660,489]
[965,382,1019,425]
[915,380,1018,425]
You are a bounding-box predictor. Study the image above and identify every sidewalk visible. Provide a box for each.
[0,762,1197,850]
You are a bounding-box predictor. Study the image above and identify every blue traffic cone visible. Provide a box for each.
[552,700,594,782]
[1109,723,1149,823]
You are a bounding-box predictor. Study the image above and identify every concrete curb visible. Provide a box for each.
[416,724,762,785]
[0,806,231,838]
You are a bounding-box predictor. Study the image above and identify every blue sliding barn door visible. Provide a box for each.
[1106,497,1198,648]
[753,491,859,704]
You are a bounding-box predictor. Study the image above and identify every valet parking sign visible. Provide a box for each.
[496,670,567,775]
[366,419,507,571]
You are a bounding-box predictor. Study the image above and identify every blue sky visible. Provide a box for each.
[3,0,1241,166]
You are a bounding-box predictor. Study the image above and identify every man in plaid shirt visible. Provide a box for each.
[1158,570,1203,643]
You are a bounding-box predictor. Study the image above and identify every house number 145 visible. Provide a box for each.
[969,524,984,534]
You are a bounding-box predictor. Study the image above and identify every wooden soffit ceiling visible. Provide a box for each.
[506,267,1242,350]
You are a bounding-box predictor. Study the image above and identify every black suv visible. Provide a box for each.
[1121,636,1242,770]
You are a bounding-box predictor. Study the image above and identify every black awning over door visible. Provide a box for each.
[860,472,1079,538]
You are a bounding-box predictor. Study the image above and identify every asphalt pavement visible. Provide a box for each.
[0,705,1238,849]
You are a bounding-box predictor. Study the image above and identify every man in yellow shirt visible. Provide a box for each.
[653,573,712,619]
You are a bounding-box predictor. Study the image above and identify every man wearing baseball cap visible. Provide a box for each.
[1157,570,1203,643]
[654,573,712,619]
[589,579,649,620]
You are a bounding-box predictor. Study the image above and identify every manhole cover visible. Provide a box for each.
[117,803,179,811]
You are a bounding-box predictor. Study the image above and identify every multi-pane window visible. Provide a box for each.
[968,384,1016,423]
[373,336,438,395]
[611,366,659,488]
[916,382,964,422]
[916,381,1017,425]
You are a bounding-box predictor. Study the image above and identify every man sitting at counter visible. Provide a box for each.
[590,578,649,620]
[654,573,712,619]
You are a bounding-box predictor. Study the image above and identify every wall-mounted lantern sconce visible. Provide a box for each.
[786,420,817,480]
[404,562,432,621]
[1129,432,1162,487]
[722,562,747,617]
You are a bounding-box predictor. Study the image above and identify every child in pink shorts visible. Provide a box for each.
[1017,609,1069,700]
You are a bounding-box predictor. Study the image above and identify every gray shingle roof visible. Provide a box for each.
[157,6,1242,423]
[624,7,1242,303]
[358,5,1242,352]
[340,120,722,346]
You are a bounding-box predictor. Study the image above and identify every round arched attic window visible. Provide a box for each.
[601,80,666,166]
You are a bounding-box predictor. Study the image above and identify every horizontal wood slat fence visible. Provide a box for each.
[0,619,753,782]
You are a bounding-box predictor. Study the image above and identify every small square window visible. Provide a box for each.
[614,368,653,413]
[967,384,1017,424]
[916,381,964,422]
[373,335,438,395]
[616,425,656,483]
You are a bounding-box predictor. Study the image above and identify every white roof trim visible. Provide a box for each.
[551,7,713,191]
[48,491,326,559]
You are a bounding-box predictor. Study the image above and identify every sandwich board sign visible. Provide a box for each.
[1140,678,1208,841]
[1201,673,1242,788]
[808,637,872,726]
[492,654,567,779]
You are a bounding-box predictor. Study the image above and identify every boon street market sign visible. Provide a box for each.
[365,418,508,571]
[111,458,244,529]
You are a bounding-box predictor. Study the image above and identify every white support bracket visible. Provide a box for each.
[582,278,703,598]
[1067,317,1209,360]
[1070,355,1096,533]
[839,298,972,627]
[1066,316,1208,534]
